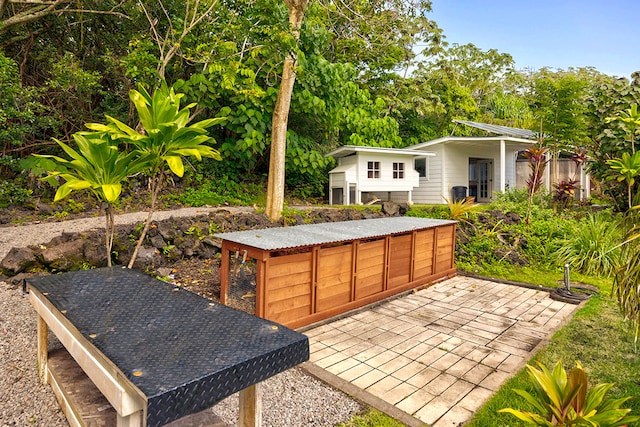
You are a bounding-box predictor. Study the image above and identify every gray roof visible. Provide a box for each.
[453,119,536,139]
[325,145,434,158]
[214,217,456,251]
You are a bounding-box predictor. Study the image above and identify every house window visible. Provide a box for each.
[414,157,428,178]
[367,161,380,178]
[393,162,404,179]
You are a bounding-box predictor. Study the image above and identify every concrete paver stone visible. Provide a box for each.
[303,276,580,427]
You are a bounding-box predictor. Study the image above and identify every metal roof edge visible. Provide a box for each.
[409,135,535,149]
[325,145,435,158]
[214,217,457,251]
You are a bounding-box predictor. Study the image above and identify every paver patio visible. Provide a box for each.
[302,275,580,427]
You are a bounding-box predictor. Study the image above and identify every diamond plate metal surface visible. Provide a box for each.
[28,267,309,427]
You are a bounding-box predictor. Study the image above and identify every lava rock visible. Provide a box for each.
[1,247,37,274]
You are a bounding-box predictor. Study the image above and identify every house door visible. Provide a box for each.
[477,159,493,202]
[332,188,343,205]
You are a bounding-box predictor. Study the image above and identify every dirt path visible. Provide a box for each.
[0,206,254,260]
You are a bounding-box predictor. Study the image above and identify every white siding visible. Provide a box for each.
[412,142,524,204]
[443,145,469,192]
[329,152,421,205]
[413,146,444,204]
[356,153,419,192]
[504,149,519,190]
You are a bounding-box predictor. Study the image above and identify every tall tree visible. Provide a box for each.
[265,0,308,221]
[527,68,590,184]
[425,43,519,105]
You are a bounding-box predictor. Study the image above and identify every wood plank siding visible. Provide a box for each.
[219,219,457,329]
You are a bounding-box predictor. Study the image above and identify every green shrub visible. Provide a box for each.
[554,213,622,278]
[0,179,32,207]
[406,204,452,219]
[166,176,264,206]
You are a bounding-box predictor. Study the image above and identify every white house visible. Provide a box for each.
[326,145,434,205]
[408,134,535,204]
[326,120,591,205]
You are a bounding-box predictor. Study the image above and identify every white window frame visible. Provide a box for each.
[393,162,405,179]
[367,161,380,179]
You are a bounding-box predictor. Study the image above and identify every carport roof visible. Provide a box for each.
[453,119,536,139]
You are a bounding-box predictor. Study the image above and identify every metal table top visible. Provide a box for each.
[27,267,309,427]
[215,216,457,251]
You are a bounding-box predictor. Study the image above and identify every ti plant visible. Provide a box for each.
[499,360,639,427]
[522,142,549,225]
[89,80,224,268]
[606,151,640,210]
[35,131,148,266]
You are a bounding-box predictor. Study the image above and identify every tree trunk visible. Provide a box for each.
[128,174,163,269]
[104,204,114,267]
[265,0,308,221]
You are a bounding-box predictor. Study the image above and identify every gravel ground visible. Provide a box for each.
[0,207,364,427]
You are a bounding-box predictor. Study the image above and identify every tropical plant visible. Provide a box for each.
[606,103,640,155]
[612,204,640,348]
[606,151,640,210]
[552,178,579,209]
[554,213,621,278]
[499,360,639,427]
[522,143,549,224]
[529,70,590,180]
[586,76,640,211]
[89,80,223,268]
[34,131,147,266]
[443,195,477,222]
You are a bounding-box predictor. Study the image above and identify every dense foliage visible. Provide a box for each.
[1,0,638,208]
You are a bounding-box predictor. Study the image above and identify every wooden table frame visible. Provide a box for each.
[30,285,262,427]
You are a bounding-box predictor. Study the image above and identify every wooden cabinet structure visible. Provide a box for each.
[216,217,457,329]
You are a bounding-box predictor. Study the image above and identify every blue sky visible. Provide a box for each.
[427,1,639,78]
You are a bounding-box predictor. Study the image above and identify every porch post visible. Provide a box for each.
[345,182,349,205]
[500,139,506,192]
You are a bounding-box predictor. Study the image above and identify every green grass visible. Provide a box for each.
[468,265,612,290]
[336,409,407,427]
[465,280,640,426]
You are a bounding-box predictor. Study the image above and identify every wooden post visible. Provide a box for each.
[383,236,390,291]
[311,247,318,314]
[238,384,262,427]
[116,411,143,427]
[256,257,267,318]
[351,241,358,301]
[410,231,416,283]
[37,315,48,384]
[220,244,230,305]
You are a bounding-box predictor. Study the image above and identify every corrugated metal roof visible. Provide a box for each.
[453,119,536,139]
[215,217,456,251]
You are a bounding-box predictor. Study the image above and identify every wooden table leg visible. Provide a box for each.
[117,410,144,427]
[238,383,261,427]
[37,315,48,384]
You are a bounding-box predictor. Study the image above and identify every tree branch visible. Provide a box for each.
[1,0,130,33]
